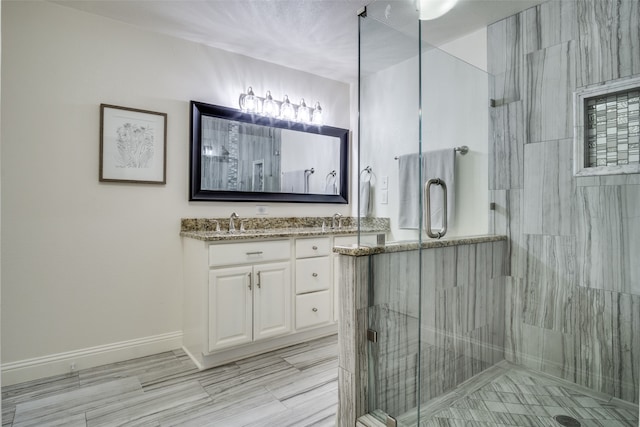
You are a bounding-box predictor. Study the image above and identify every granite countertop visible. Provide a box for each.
[180,216,390,242]
[333,234,508,256]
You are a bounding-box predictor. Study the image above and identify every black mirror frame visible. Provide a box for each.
[189,101,349,204]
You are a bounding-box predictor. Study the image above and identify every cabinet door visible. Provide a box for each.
[208,266,253,352]
[253,262,292,341]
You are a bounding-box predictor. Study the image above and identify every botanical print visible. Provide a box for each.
[100,104,166,183]
[115,122,155,168]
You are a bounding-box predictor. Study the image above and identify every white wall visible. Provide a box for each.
[438,28,488,72]
[1,1,350,384]
[360,32,488,241]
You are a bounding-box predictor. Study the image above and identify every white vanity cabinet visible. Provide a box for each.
[208,261,291,352]
[183,235,340,370]
[182,231,385,370]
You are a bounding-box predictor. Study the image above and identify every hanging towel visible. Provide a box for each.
[281,170,306,193]
[424,149,455,231]
[325,174,338,194]
[398,149,455,230]
[359,174,371,217]
[398,153,421,228]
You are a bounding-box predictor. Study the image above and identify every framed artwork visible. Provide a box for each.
[100,104,167,184]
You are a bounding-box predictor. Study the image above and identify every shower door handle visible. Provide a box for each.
[424,178,447,239]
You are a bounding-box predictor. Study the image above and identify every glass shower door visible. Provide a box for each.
[359,2,423,424]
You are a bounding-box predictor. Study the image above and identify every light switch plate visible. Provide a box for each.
[381,175,388,190]
[381,190,388,204]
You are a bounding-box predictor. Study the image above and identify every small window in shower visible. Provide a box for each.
[574,76,640,177]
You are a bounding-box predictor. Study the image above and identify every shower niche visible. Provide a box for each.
[574,76,640,176]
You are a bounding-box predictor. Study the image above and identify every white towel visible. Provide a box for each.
[281,170,306,193]
[398,153,421,228]
[398,149,455,230]
[359,174,371,217]
[424,149,455,231]
[325,174,338,194]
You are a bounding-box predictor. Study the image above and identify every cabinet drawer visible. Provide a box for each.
[295,257,330,294]
[295,237,330,258]
[296,290,332,330]
[209,240,290,267]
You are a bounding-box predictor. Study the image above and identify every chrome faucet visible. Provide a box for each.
[229,212,239,232]
[332,213,343,230]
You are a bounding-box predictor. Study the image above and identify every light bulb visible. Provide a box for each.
[240,86,260,113]
[312,101,323,125]
[262,90,279,117]
[297,98,311,123]
[280,95,295,121]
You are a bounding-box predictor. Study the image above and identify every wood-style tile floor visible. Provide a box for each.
[2,334,339,427]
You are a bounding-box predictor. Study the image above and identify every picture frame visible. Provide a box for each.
[100,104,167,184]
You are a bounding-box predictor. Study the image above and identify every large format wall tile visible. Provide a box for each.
[576,0,640,87]
[371,251,420,317]
[489,102,525,190]
[487,14,523,76]
[572,287,640,402]
[522,139,575,236]
[521,235,576,333]
[574,185,640,295]
[525,41,577,143]
[521,0,578,54]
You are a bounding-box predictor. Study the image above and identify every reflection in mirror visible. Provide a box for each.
[190,101,349,203]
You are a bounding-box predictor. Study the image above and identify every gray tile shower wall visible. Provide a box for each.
[488,0,640,403]
[366,241,507,417]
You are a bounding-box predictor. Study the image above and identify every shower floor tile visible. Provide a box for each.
[360,361,639,427]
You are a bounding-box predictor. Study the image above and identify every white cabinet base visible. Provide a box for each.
[184,325,337,370]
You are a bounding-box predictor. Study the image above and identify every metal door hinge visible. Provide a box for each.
[367,329,378,343]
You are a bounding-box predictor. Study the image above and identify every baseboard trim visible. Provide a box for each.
[2,331,183,386]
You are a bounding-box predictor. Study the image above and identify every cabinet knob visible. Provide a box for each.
[312,273,318,277]
[312,307,318,312]
[312,245,318,250]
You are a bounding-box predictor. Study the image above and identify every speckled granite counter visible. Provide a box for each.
[333,234,507,256]
[180,216,390,242]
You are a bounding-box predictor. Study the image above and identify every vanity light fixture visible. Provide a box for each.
[238,87,324,126]
[417,0,458,20]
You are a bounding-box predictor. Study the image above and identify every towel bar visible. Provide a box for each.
[394,146,468,160]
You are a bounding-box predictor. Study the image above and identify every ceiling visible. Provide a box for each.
[52,0,545,83]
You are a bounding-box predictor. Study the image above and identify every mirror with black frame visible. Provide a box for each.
[189,101,349,203]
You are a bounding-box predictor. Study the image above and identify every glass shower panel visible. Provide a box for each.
[417,44,495,425]
[359,1,422,424]
[359,1,422,243]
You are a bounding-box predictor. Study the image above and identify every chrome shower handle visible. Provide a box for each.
[424,178,447,239]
